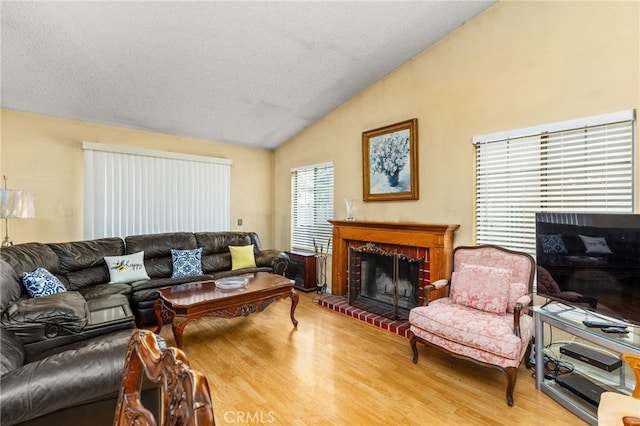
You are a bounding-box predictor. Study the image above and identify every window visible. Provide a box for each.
[83,142,231,239]
[291,162,334,253]
[474,110,635,255]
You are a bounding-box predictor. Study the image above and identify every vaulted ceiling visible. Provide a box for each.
[1,1,495,149]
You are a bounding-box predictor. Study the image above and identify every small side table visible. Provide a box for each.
[285,251,316,292]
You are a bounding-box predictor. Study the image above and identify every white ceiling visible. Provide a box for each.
[1,1,495,149]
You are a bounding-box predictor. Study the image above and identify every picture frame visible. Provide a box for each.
[362,118,418,201]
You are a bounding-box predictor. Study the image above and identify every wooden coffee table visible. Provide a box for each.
[153,272,298,348]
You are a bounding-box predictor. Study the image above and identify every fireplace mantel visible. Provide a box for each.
[328,220,459,296]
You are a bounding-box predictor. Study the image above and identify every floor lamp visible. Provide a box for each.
[0,176,35,247]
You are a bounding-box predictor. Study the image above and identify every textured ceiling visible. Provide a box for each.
[1,1,495,149]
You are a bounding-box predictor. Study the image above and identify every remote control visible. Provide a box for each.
[583,320,627,328]
[600,326,629,334]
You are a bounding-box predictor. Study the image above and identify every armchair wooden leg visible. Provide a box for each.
[409,331,421,364]
[505,366,517,407]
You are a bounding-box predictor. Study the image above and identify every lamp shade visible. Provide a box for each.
[0,189,35,219]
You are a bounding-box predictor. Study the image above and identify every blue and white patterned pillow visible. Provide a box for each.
[22,267,67,298]
[171,248,203,278]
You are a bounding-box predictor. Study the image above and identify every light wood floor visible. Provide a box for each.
[155,291,588,426]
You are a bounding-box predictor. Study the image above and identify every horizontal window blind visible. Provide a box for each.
[83,142,231,239]
[474,111,635,255]
[291,162,334,253]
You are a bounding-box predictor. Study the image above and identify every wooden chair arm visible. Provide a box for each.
[422,279,450,305]
[422,285,435,306]
[512,295,533,338]
[512,304,523,338]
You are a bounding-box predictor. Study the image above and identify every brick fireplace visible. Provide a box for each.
[322,220,459,335]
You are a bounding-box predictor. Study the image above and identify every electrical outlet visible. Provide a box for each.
[237,218,243,226]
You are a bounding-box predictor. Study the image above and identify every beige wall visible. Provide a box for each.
[0,110,275,245]
[273,1,640,288]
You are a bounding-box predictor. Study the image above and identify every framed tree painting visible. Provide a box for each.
[362,118,418,201]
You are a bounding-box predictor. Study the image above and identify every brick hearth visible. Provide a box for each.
[317,295,411,338]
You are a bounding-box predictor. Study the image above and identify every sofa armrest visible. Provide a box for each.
[0,329,135,426]
[255,250,289,276]
[0,328,24,376]
[1,292,89,341]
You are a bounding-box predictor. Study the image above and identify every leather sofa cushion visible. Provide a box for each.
[195,232,253,253]
[201,252,232,274]
[0,243,67,288]
[78,282,132,299]
[255,249,277,263]
[0,259,23,312]
[0,328,24,376]
[2,291,88,333]
[48,238,125,290]
[196,232,257,274]
[0,329,135,426]
[126,233,197,278]
[133,301,158,327]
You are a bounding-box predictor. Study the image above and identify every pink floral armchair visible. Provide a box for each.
[408,245,535,406]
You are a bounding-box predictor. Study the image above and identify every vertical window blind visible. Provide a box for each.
[473,110,635,255]
[291,162,334,253]
[83,142,231,239]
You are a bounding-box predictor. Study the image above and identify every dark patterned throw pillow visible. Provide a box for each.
[539,234,568,254]
[171,248,203,278]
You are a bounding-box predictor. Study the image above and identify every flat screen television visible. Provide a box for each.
[535,212,640,326]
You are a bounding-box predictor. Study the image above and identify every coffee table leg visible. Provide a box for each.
[153,299,164,334]
[289,288,299,327]
[172,319,189,349]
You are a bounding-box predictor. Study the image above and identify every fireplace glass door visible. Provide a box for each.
[348,244,421,320]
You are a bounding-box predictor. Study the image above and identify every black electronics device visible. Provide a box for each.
[536,212,640,326]
[555,373,607,406]
[582,320,628,328]
[601,326,629,334]
[560,343,622,372]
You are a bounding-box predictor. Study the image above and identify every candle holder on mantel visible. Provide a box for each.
[313,237,331,294]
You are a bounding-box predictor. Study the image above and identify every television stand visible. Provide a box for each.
[533,305,639,425]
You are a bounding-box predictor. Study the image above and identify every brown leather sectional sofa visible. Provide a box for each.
[0,328,161,426]
[0,231,288,425]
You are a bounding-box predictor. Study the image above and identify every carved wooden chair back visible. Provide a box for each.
[598,353,640,426]
[114,329,215,426]
[625,354,640,399]
[623,354,640,426]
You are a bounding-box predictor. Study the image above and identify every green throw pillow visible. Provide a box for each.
[229,245,256,270]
